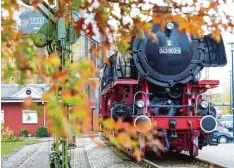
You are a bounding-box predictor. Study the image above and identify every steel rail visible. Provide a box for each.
[100,133,161,168]
[118,145,161,168]
[193,157,228,168]
[100,132,227,168]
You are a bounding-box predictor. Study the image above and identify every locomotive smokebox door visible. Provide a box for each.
[133,22,227,87]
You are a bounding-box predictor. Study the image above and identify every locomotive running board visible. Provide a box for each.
[101,79,138,95]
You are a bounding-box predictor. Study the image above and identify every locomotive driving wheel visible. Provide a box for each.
[189,136,198,158]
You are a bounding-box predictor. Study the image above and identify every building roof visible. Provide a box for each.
[1,84,50,101]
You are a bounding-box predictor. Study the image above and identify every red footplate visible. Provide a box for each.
[132,116,202,130]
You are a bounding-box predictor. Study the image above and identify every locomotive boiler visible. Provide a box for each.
[99,22,227,157]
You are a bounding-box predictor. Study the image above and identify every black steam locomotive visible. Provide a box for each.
[99,22,227,157]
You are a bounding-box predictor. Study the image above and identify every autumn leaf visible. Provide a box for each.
[211,30,221,42]
[152,16,161,24]
[47,52,60,66]
[24,97,33,108]
[13,31,22,40]
[72,0,81,10]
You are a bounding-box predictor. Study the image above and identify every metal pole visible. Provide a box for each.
[229,70,232,113]
[228,42,234,143]
[232,49,234,143]
[43,101,46,126]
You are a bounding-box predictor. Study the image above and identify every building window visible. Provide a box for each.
[1,110,4,123]
[22,110,38,124]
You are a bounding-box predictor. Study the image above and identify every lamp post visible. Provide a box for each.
[227,42,234,143]
[229,70,232,114]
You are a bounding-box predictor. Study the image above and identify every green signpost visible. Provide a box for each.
[21,0,79,167]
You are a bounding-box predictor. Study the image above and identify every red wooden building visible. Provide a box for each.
[1,84,50,136]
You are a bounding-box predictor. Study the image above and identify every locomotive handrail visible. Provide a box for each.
[133,91,148,115]
[148,104,193,108]
[195,93,211,114]
[110,107,114,120]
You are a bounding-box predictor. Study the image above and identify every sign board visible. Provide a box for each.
[19,10,47,34]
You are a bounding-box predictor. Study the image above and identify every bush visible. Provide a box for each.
[1,123,20,142]
[20,128,29,137]
[36,126,48,137]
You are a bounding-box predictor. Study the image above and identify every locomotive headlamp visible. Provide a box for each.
[136,100,145,108]
[200,100,209,109]
[166,22,174,30]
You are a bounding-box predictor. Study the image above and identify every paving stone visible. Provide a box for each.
[78,136,143,168]
[22,141,51,168]
[2,135,144,168]
[2,143,44,168]
[70,138,91,168]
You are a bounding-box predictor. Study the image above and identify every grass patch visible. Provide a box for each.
[1,139,41,159]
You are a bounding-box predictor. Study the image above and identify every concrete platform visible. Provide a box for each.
[198,143,234,168]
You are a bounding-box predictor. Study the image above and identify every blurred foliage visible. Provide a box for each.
[1,0,234,160]
[1,139,41,159]
[212,95,230,114]
[100,117,163,160]
[20,128,29,137]
[36,126,49,137]
[210,84,232,115]
[1,123,21,142]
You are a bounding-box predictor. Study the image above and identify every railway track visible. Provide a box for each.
[100,133,228,168]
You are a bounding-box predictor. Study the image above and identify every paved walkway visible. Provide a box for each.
[21,141,52,168]
[2,141,52,168]
[22,137,54,142]
[87,137,143,168]
[70,136,143,168]
[70,138,91,168]
[2,135,143,168]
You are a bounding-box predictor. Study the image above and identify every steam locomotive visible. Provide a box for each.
[99,22,227,157]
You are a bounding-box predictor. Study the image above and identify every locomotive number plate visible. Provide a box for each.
[159,47,181,54]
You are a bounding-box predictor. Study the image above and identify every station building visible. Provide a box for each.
[1,84,50,136]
